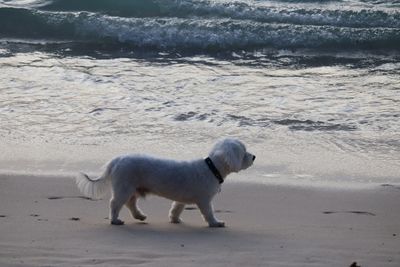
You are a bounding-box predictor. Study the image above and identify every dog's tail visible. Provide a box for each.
[75,163,113,200]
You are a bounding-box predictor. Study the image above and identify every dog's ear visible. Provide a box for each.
[226,146,243,172]
[213,147,242,172]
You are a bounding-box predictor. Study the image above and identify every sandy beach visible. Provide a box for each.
[1,173,399,267]
[1,0,400,266]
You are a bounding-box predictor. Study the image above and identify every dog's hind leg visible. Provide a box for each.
[126,195,147,221]
[109,189,132,225]
[169,202,185,224]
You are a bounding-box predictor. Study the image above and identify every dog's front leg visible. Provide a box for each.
[197,201,225,228]
[169,201,185,223]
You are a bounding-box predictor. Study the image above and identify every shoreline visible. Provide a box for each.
[1,137,399,189]
[1,173,399,266]
[1,169,399,191]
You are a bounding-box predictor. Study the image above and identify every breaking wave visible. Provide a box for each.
[1,0,399,52]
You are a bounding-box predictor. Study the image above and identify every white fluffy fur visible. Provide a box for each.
[75,138,255,227]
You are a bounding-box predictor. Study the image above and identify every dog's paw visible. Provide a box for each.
[134,214,147,221]
[208,221,225,228]
[170,217,182,224]
[111,219,125,225]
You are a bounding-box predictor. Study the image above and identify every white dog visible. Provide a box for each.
[75,138,255,227]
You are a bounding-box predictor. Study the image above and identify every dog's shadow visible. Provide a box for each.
[116,222,229,238]
[92,221,266,249]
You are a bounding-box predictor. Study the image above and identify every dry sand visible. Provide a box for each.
[0,173,399,267]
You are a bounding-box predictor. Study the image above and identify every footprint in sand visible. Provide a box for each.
[29,214,48,221]
[47,196,93,200]
[214,209,233,213]
[323,211,376,216]
[381,184,400,190]
[184,206,233,213]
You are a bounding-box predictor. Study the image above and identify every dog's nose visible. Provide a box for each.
[252,155,256,161]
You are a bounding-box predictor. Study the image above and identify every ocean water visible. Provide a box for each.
[0,0,399,187]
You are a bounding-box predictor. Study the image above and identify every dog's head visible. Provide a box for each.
[209,138,255,174]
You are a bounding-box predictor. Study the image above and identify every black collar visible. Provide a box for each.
[205,157,224,184]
